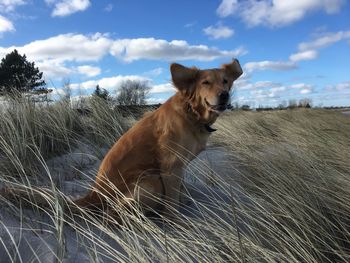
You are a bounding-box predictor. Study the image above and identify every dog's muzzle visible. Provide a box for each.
[205,91,231,112]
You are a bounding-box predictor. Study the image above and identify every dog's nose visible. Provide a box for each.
[218,91,229,103]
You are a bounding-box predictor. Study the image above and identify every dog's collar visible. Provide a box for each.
[186,102,217,133]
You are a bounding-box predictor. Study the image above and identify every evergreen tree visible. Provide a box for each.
[0,49,46,96]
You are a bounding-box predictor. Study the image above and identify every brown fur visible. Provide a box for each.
[74,59,243,217]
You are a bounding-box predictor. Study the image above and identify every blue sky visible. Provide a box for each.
[0,0,349,107]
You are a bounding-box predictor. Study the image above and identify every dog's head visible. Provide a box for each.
[170,59,243,124]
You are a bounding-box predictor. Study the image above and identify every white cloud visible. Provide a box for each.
[0,15,14,33]
[233,72,253,89]
[236,80,284,90]
[47,0,91,17]
[0,1,27,34]
[216,0,238,18]
[36,61,100,79]
[0,33,246,79]
[288,30,350,63]
[244,60,297,72]
[36,59,73,78]
[289,50,318,62]
[184,21,197,28]
[35,61,101,79]
[289,83,314,94]
[265,86,287,98]
[290,83,314,89]
[251,88,281,99]
[0,33,245,63]
[203,24,234,39]
[0,0,26,12]
[298,31,350,51]
[247,81,314,103]
[143,67,164,77]
[254,81,282,88]
[216,0,345,27]
[335,81,350,91]
[234,80,252,90]
[149,83,175,94]
[104,3,113,12]
[236,79,317,106]
[110,38,246,62]
[70,75,150,92]
[325,81,350,91]
[0,33,112,62]
[300,88,312,94]
[77,65,101,77]
[270,86,286,92]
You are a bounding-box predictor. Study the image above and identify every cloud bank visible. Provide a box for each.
[0,33,246,78]
[216,0,345,27]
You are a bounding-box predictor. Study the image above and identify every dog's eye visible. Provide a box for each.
[202,80,210,85]
[223,79,228,84]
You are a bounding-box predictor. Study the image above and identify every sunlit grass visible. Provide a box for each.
[0,98,349,262]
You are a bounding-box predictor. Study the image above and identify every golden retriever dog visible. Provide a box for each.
[1,59,242,219]
[73,59,243,218]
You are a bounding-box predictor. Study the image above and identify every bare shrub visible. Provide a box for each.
[116,80,151,106]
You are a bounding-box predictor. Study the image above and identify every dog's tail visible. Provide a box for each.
[73,189,107,211]
[0,185,126,224]
[0,185,86,216]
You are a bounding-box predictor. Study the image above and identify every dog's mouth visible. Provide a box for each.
[205,98,229,113]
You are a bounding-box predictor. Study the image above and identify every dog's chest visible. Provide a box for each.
[183,132,209,159]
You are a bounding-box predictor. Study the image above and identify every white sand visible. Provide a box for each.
[0,144,241,262]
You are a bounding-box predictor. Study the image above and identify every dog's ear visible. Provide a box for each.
[222,59,243,80]
[170,63,199,91]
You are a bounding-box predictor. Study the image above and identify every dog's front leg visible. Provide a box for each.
[161,167,183,219]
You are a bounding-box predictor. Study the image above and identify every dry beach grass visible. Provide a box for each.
[0,96,349,262]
